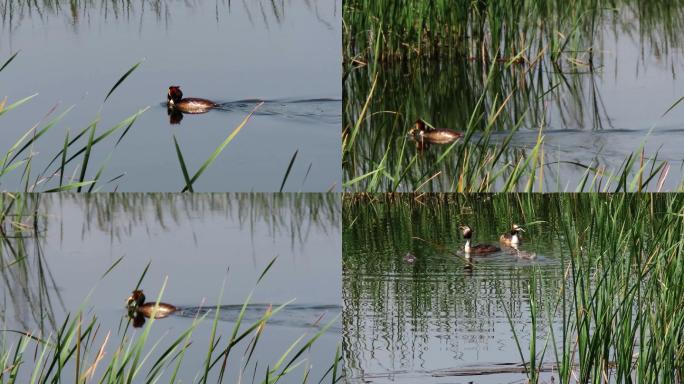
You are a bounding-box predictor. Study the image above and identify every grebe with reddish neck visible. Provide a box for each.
[167,86,217,114]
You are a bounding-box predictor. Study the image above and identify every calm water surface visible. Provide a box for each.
[1,193,341,382]
[344,6,684,191]
[343,195,570,383]
[0,1,340,191]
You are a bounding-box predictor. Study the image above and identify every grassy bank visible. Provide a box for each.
[343,0,684,63]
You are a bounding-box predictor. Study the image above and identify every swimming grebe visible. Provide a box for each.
[167,86,217,114]
[409,119,462,145]
[499,224,525,245]
[126,290,177,319]
[459,225,500,255]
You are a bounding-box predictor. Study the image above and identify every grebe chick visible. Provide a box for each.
[409,119,462,145]
[510,243,537,260]
[499,224,525,245]
[459,225,500,255]
[403,252,417,263]
[167,86,217,114]
[126,290,177,319]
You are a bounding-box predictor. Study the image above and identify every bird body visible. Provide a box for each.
[127,290,177,319]
[409,119,462,144]
[167,86,217,114]
[459,225,500,255]
[500,224,525,245]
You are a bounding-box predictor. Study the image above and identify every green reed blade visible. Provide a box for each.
[0,94,38,117]
[172,135,193,193]
[257,256,278,284]
[660,95,684,117]
[104,60,143,102]
[100,256,124,279]
[279,149,298,192]
[43,181,95,192]
[0,51,19,73]
[181,102,262,192]
[77,122,97,192]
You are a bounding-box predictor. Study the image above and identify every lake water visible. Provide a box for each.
[0,193,341,382]
[342,194,572,383]
[344,5,684,191]
[0,1,341,192]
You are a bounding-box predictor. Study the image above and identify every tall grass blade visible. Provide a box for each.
[181,102,263,192]
[0,94,38,117]
[172,135,193,193]
[661,95,684,117]
[77,123,97,192]
[0,51,19,73]
[104,60,143,102]
[279,150,298,192]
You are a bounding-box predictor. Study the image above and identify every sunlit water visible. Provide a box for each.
[0,1,341,191]
[344,6,684,191]
[342,197,570,383]
[0,193,341,382]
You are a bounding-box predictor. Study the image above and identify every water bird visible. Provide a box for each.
[167,86,217,114]
[126,290,177,319]
[403,252,417,263]
[409,119,462,145]
[459,225,500,255]
[499,224,525,245]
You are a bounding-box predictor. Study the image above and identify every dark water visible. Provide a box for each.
[344,6,684,191]
[342,195,568,383]
[1,193,341,383]
[0,1,341,191]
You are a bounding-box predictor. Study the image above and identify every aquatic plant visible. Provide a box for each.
[0,192,339,254]
[0,0,331,31]
[526,193,684,383]
[0,54,148,192]
[343,0,684,64]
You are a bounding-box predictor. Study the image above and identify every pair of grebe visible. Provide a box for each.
[459,224,526,255]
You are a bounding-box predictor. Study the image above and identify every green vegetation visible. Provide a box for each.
[343,0,684,191]
[343,0,684,63]
[0,1,301,29]
[343,193,684,382]
[0,55,146,192]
